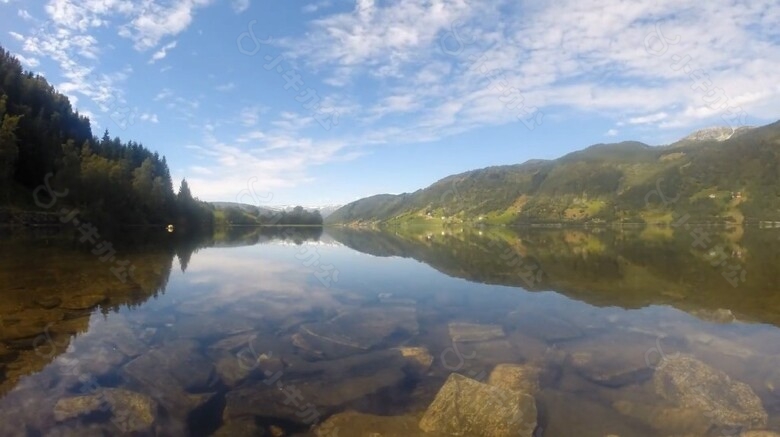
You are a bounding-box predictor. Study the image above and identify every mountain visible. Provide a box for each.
[327,122,780,226]
[210,202,341,218]
[211,202,323,226]
[210,201,276,215]
[678,126,753,144]
[314,204,342,218]
[263,204,343,218]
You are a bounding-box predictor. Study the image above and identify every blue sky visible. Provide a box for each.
[1,0,779,206]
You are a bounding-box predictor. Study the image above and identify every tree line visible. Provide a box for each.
[216,205,323,226]
[0,47,213,231]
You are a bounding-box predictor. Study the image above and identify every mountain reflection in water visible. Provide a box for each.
[0,225,779,436]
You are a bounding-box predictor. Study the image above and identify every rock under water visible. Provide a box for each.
[418,373,537,437]
[654,355,768,430]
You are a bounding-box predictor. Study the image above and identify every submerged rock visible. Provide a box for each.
[156,340,217,391]
[397,346,434,377]
[101,318,147,358]
[171,315,256,340]
[122,346,215,417]
[54,388,157,433]
[488,363,540,396]
[506,311,583,344]
[296,325,362,358]
[213,417,265,436]
[214,354,254,388]
[654,355,767,429]
[418,373,537,437]
[283,349,407,381]
[612,400,712,435]
[537,390,655,436]
[43,422,115,437]
[79,344,128,376]
[208,332,259,353]
[296,306,419,358]
[54,396,105,422]
[448,339,520,370]
[290,332,325,359]
[686,332,754,359]
[223,364,407,423]
[566,332,680,388]
[448,322,505,343]
[314,411,427,437]
[569,351,653,388]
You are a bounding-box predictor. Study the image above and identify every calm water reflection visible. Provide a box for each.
[1,225,780,436]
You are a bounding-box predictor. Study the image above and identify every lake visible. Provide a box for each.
[1,225,780,436]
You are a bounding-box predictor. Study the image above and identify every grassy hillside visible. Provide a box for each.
[327,122,780,226]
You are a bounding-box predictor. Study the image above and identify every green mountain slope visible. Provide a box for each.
[327,122,780,225]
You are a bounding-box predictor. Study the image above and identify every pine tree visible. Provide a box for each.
[0,110,21,200]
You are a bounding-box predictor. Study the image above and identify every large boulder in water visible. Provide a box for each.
[418,373,537,436]
[654,355,767,429]
[487,363,541,396]
[54,388,157,433]
[448,322,505,343]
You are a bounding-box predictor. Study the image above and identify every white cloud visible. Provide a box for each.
[282,0,478,79]
[149,40,177,64]
[184,127,355,201]
[18,9,33,20]
[8,31,24,41]
[140,113,159,123]
[231,0,250,14]
[119,0,213,51]
[605,128,619,137]
[20,19,132,115]
[236,130,266,142]
[13,53,40,68]
[270,111,314,131]
[9,0,177,125]
[239,105,266,127]
[44,0,135,32]
[281,0,780,144]
[190,165,213,175]
[628,112,669,125]
[154,88,173,101]
[302,0,332,14]
[167,96,201,120]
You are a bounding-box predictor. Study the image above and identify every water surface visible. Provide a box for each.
[1,225,780,436]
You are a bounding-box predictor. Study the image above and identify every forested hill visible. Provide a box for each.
[327,122,780,226]
[0,47,212,229]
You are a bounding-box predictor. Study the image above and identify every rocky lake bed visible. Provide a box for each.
[2,227,780,436]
